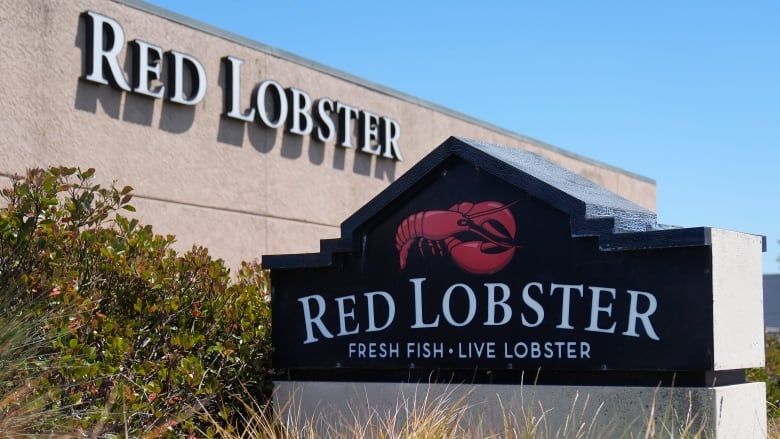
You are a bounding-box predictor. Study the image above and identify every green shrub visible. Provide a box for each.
[0,167,272,436]
[748,333,780,418]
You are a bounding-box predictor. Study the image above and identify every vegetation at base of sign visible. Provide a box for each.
[748,333,780,419]
[201,385,716,439]
[0,167,272,436]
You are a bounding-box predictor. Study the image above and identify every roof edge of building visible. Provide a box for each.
[114,0,655,186]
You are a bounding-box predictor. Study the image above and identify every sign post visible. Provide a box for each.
[263,137,766,437]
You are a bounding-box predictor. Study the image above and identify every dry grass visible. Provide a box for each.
[771,417,780,438]
[198,384,731,439]
[0,375,774,437]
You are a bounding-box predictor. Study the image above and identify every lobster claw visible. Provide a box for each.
[464,217,518,248]
[446,238,516,275]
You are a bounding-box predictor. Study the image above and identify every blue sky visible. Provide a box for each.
[144,0,779,273]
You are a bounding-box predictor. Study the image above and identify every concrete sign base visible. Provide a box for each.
[273,381,767,438]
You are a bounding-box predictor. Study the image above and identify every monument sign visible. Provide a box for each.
[264,137,766,436]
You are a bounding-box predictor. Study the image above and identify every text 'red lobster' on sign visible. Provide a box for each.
[395,200,520,275]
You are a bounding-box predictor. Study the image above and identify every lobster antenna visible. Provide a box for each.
[466,200,519,219]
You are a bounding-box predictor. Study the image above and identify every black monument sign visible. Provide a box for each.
[264,137,743,382]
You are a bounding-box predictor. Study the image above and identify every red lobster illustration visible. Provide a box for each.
[395,200,520,275]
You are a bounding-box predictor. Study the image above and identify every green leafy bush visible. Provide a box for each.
[0,167,272,436]
[748,333,780,418]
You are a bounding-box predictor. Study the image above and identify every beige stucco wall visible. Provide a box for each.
[0,0,656,267]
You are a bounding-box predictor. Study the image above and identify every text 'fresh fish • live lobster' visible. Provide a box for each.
[395,200,521,275]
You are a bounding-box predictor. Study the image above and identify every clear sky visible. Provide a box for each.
[143,0,779,274]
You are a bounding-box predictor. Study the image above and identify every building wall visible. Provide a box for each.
[0,0,656,267]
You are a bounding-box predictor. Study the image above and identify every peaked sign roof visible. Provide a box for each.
[263,137,737,270]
